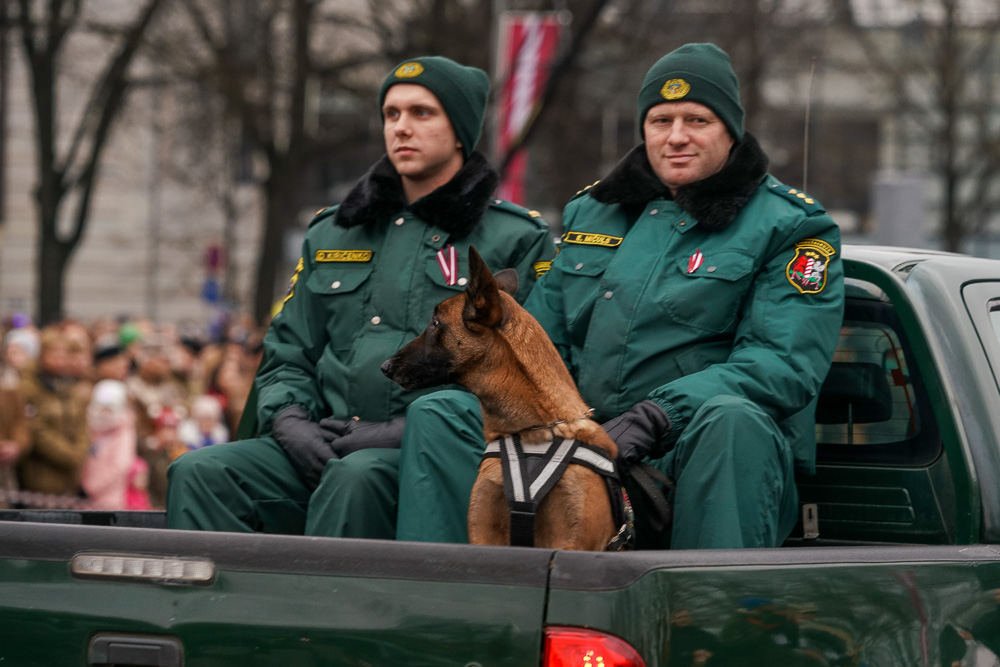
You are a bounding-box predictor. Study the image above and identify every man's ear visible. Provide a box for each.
[493,269,518,296]
[463,246,506,329]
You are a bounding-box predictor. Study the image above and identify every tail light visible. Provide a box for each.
[543,626,646,667]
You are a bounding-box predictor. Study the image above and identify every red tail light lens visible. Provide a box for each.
[543,627,646,667]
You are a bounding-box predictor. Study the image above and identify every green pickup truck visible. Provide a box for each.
[4,244,1000,666]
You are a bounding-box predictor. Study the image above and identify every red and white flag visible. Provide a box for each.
[495,12,563,205]
[437,244,458,286]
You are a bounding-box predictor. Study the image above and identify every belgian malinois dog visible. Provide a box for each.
[382,247,622,551]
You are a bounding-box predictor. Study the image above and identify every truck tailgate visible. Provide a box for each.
[0,522,552,666]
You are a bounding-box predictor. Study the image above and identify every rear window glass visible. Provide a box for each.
[815,296,941,466]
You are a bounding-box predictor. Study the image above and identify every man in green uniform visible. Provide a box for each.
[166,56,556,536]
[395,43,844,549]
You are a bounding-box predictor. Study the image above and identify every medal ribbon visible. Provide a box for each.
[687,249,704,274]
[436,244,457,285]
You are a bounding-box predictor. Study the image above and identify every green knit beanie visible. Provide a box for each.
[379,56,490,159]
[637,43,744,140]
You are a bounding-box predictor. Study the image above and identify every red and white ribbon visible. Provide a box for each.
[687,249,704,274]
[436,244,458,285]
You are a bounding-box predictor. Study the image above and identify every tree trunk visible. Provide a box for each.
[252,171,295,325]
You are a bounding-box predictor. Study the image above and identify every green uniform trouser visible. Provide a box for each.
[165,390,483,539]
[166,437,400,537]
[395,392,800,549]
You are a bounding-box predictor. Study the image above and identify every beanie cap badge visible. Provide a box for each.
[395,62,424,78]
[660,78,691,100]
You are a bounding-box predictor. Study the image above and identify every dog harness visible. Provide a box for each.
[481,434,635,551]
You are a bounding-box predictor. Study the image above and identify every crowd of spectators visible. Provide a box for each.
[0,312,265,510]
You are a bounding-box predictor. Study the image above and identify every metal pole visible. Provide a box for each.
[146,77,161,321]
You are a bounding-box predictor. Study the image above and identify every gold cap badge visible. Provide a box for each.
[661,79,691,100]
[395,62,424,78]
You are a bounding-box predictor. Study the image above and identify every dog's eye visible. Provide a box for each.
[429,317,439,330]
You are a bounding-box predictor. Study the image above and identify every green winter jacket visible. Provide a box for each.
[256,152,556,431]
[525,136,844,473]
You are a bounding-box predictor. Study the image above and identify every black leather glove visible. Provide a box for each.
[602,400,672,464]
[271,405,336,489]
[318,417,406,458]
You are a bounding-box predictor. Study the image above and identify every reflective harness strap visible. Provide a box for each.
[482,435,633,550]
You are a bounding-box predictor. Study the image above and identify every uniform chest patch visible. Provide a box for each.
[786,239,835,294]
[563,232,622,248]
[315,250,373,262]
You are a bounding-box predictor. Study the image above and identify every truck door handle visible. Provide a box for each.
[88,633,183,667]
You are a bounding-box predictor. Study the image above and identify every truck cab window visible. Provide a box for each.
[814,287,941,467]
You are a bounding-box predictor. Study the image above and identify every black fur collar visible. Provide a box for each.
[588,132,769,232]
[334,151,499,240]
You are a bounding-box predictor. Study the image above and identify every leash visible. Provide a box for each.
[625,462,675,534]
[482,434,634,550]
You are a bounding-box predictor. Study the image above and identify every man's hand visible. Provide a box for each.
[271,405,336,489]
[319,417,406,458]
[602,400,671,463]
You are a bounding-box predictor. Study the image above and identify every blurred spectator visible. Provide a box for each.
[18,326,90,500]
[125,457,152,510]
[171,332,207,399]
[93,334,130,382]
[80,379,136,510]
[3,327,40,375]
[205,349,253,437]
[178,395,229,451]
[143,405,187,508]
[117,320,144,371]
[127,334,186,446]
[61,320,93,384]
[0,357,30,509]
[1,325,39,507]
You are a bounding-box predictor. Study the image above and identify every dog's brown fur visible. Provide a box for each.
[383,247,618,550]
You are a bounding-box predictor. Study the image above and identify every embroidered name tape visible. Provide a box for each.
[563,232,623,248]
[315,250,373,262]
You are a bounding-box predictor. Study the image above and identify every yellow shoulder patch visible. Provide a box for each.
[533,260,552,279]
[282,257,305,305]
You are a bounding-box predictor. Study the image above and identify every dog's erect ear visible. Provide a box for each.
[493,269,518,296]
[464,246,506,329]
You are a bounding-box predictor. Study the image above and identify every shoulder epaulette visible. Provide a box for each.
[765,180,825,215]
[308,205,340,227]
[569,180,601,202]
[489,198,545,223]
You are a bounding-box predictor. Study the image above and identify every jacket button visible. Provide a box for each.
[707,266,716,273]
[431,235,440,242]
[649,208,658,215]
[679,221,687,227]
[331,281,341,289]
[604,291,613,300]
[394,217,405,226]
[457,277,467,286]
[371,316,381,325]
[575,263,584,270]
